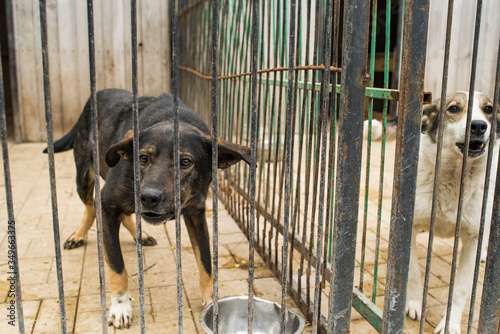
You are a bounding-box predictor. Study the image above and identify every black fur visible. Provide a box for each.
[48,89,251,327]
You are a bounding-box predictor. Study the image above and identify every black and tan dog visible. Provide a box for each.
[49,89,251,328]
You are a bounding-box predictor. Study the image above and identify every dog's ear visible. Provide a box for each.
[105,130,134,167]
[421,100,439,135]
[210,137,252,169]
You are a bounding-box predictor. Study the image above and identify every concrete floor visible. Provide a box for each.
[0,141,486,333]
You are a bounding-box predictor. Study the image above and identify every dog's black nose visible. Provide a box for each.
[471,120,487,135]
[140,188,163,209]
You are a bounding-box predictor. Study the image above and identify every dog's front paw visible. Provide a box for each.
[434,316,461,334]
[140,235,157,246]
[405,298,422,321]
[108,292,133,329]
[64,233,85,250]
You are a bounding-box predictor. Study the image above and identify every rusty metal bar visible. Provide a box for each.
[381,0,429,332]
[326,0,370,332]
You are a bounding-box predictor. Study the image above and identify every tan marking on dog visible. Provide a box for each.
[73,204,96,240]
[121,214,137,240]
[122,130,134,141]
[110,267,129,297]
[193,246,213,303]
[445,92,468,123]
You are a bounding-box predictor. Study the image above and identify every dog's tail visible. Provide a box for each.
[43,122,79,153]
[363,117,398,142]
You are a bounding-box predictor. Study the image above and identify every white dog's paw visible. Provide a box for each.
[434,316,461,334]
[363,119,383,140]
[405,298,422,321]
[108,291,133,329]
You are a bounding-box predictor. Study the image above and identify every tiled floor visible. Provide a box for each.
[0,141,487,333]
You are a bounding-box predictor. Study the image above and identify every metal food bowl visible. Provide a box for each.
[199,296,305,334]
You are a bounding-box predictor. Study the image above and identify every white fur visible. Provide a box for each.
[108,291,133,329]
[406,92,496,334]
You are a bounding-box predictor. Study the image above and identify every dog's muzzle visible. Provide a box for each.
[456,138,488,158]
[141,211,175,225]
[455,120,489,158]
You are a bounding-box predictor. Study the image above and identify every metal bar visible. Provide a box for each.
[130,0,146,332]
[280,0,295,332]
[419,0,454,332]
[352,288,384,332]
[444,1,483,332]
[381,0,429,332]
[38,1,67,332]
[360,0,378,293]
[86,1,108,332]
[372,0,392,304]
[468,33,500,334]
[248,0,259,331]
[312,0,332,331]
[171,0,184,331]
[478,44,500,333]
[0,43,25,334]
[4,0,21,143]
[211,0,219,332]
[326,0,370,331]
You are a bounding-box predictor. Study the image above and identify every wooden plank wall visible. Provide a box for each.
[425,0,500,100]
[12,0,170,142]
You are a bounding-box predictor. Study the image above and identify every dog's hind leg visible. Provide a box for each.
[184,210,213,305]
[120,214,157,246]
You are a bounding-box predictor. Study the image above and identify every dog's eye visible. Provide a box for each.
[448,105,460,113]
[180,158,192,167]
[484,106,493,114]
[139,155,148,164]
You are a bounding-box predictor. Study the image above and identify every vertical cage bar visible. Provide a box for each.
[86,0,108,331]
[372,0,392,304]
[468,35,500,334]
[171,0,184,331]
[211,0,219,331]
[360,0,378,293]
[38,1,68,332]
[419,0,454,332]
[280,0,296,332]
[248,0,259,332]
[130,0,146,332]
[312,0,332,331]
[326,0,370,332]
[444,1,483,332]
[0,45,25,334]
[478,44,500,332]
[381,0,429,332]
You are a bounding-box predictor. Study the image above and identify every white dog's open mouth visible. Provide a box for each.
[456,140,486,158]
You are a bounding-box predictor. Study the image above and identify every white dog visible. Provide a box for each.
[365,91,496,334]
